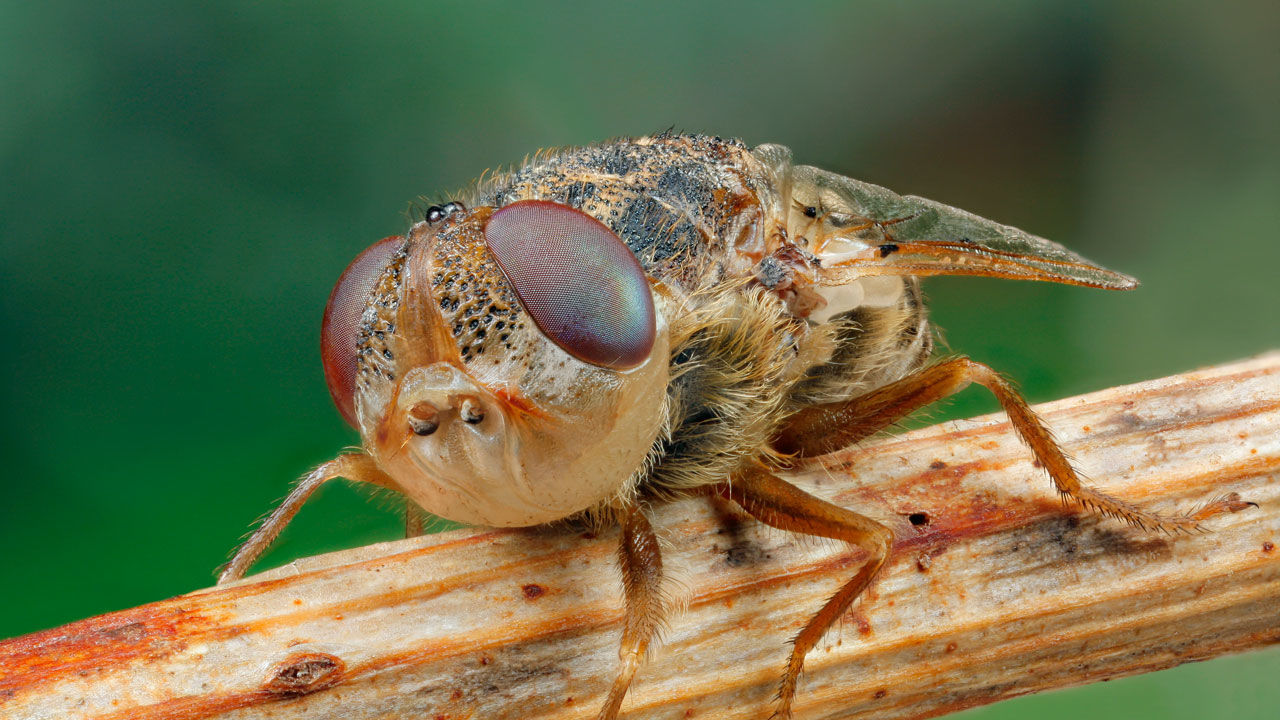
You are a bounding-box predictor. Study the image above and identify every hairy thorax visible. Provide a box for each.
[461,134,933,507]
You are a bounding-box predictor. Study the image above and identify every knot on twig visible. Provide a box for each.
[262,652,346,696]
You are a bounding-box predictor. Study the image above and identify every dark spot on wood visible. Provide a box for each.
[262,652,344,696]
[1024,514,1167,565]
[945,642,958,653]
[929,460,947,470]
[873,688,888,699]
[1050,516,1082,556]
[1264,541,1275,553]
[878,243,898,258]
[1092,522,1168,558]
[725,540,766,567]
[521,584,545,600]
[908,512,929,526]
[1117,412,1144,428]
[1032,459,1043,469]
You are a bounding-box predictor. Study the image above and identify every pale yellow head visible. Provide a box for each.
[323,203,669,527]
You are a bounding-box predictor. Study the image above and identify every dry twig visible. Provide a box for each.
[2,353,1278,720]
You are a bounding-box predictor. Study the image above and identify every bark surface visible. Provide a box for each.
[2,354,1277,720]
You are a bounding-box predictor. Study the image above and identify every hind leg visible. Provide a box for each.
[773,357,1246,532]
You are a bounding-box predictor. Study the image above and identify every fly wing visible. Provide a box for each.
[789,164,1138,290]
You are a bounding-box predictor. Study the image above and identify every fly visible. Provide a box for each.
[219,132,1250,719]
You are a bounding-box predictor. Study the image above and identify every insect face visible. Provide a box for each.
[322,203,669,528]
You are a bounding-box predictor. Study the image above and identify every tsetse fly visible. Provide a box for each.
[219,133,1246,719]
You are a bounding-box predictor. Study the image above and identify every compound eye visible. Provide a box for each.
[321,235,402,427]
[484,200,656,370]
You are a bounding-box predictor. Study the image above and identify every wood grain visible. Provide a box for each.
[2,353,1277,720]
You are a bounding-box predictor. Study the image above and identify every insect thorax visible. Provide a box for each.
[461,134,932,509]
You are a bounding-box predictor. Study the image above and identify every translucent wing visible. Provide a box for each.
[783,161,1137,290]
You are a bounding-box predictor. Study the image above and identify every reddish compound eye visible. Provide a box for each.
[484,200,656,370]
[321,235,402,427]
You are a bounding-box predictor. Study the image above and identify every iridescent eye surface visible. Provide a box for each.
[484,200,656,370]
[321,235,402,427]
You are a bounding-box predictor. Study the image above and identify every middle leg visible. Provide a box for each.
[719,466,893,720]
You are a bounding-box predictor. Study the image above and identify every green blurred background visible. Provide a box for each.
[2,1,1276,717]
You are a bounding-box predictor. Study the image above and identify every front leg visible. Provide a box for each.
[219,452,396,583]
[597,502,666,720]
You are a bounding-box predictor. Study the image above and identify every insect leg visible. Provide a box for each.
[597,502,665,720]
[718,467,892,720]
[773,357,1249,533]
[218,453,396,583]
